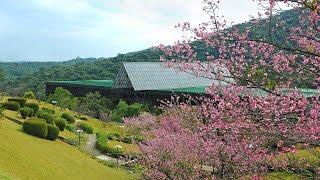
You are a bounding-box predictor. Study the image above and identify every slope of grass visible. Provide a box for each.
[1,97,141,155]
[0,119,136,180]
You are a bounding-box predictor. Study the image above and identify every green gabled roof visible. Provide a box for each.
[114,62,231,91]
[47,80,113,88]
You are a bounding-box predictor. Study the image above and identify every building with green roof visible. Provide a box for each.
[46,62,319,104]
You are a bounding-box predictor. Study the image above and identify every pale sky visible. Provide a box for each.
[0,0,262,61]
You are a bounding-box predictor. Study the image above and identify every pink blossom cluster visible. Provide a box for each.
[125,0,319,178]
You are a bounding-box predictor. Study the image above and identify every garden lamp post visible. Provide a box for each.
[76,129,83,147]
[51,100,57,111]
[114,145,122,169]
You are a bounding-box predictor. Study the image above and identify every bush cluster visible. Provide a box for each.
[23,119,48,138]
[55,118,66,131]
[25,107,34,117]
[37,111,55,124]
[78,122,94,134]
[3,101,20,111]
[66,124,76,132]
[61,113,75,123]
[46,124,59,140]
[110,100,143,122]
[23,91,36,99]
[24,103,39,114]
[7,98,27,106]
[20,106,38,119]
[41,107,55,114]
[96,132,122,157]
[23,118,60,140]
[20,108,30,119]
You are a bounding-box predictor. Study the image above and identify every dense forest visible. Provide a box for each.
[0,9,308,98]
[0,49,162,98]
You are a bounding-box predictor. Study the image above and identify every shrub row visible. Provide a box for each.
[23,118,59,140]
[55,118,66,131]
[23,119,48,138]
[3,100,39,115]
[3,101,20,111]
[8,98,27,106]
[24,103,39,114]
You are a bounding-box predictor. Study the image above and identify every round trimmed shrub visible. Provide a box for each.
[20,108,30,119]
[25,107,34,117]
[55,118,66,131]
[23,119,48,138]
[61,113,75,123]
[7,98,27,106]
[37,111,55,124]
[46,124,59,140]
[25,103,39,114]
[3,101,20,111]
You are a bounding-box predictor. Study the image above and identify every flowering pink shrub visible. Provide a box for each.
[126,0,319,178]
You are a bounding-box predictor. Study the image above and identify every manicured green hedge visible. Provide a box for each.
[61,113,75,123]
[7,98,27,106]
[46,124,59,140]
[3,101,20,111]
[25,107,34,117]
[23,119,48,138]
[24,102,39,114]
[78,122,94,134]
[37,111,55,124]
[20,108,29,119]
[55,118,66,131]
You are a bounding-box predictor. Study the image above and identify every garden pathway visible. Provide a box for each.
[85,134,125,164]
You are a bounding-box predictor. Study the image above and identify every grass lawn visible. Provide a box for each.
[0,118,137,180]
[2,97,141,155]
[265,147,320,179]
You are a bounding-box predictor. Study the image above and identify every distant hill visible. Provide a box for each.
[0,9,307,98]
[0,48,162,97]
[0,57,99,79]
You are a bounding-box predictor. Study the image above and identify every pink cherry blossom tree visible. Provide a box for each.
[126,0,319,179]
